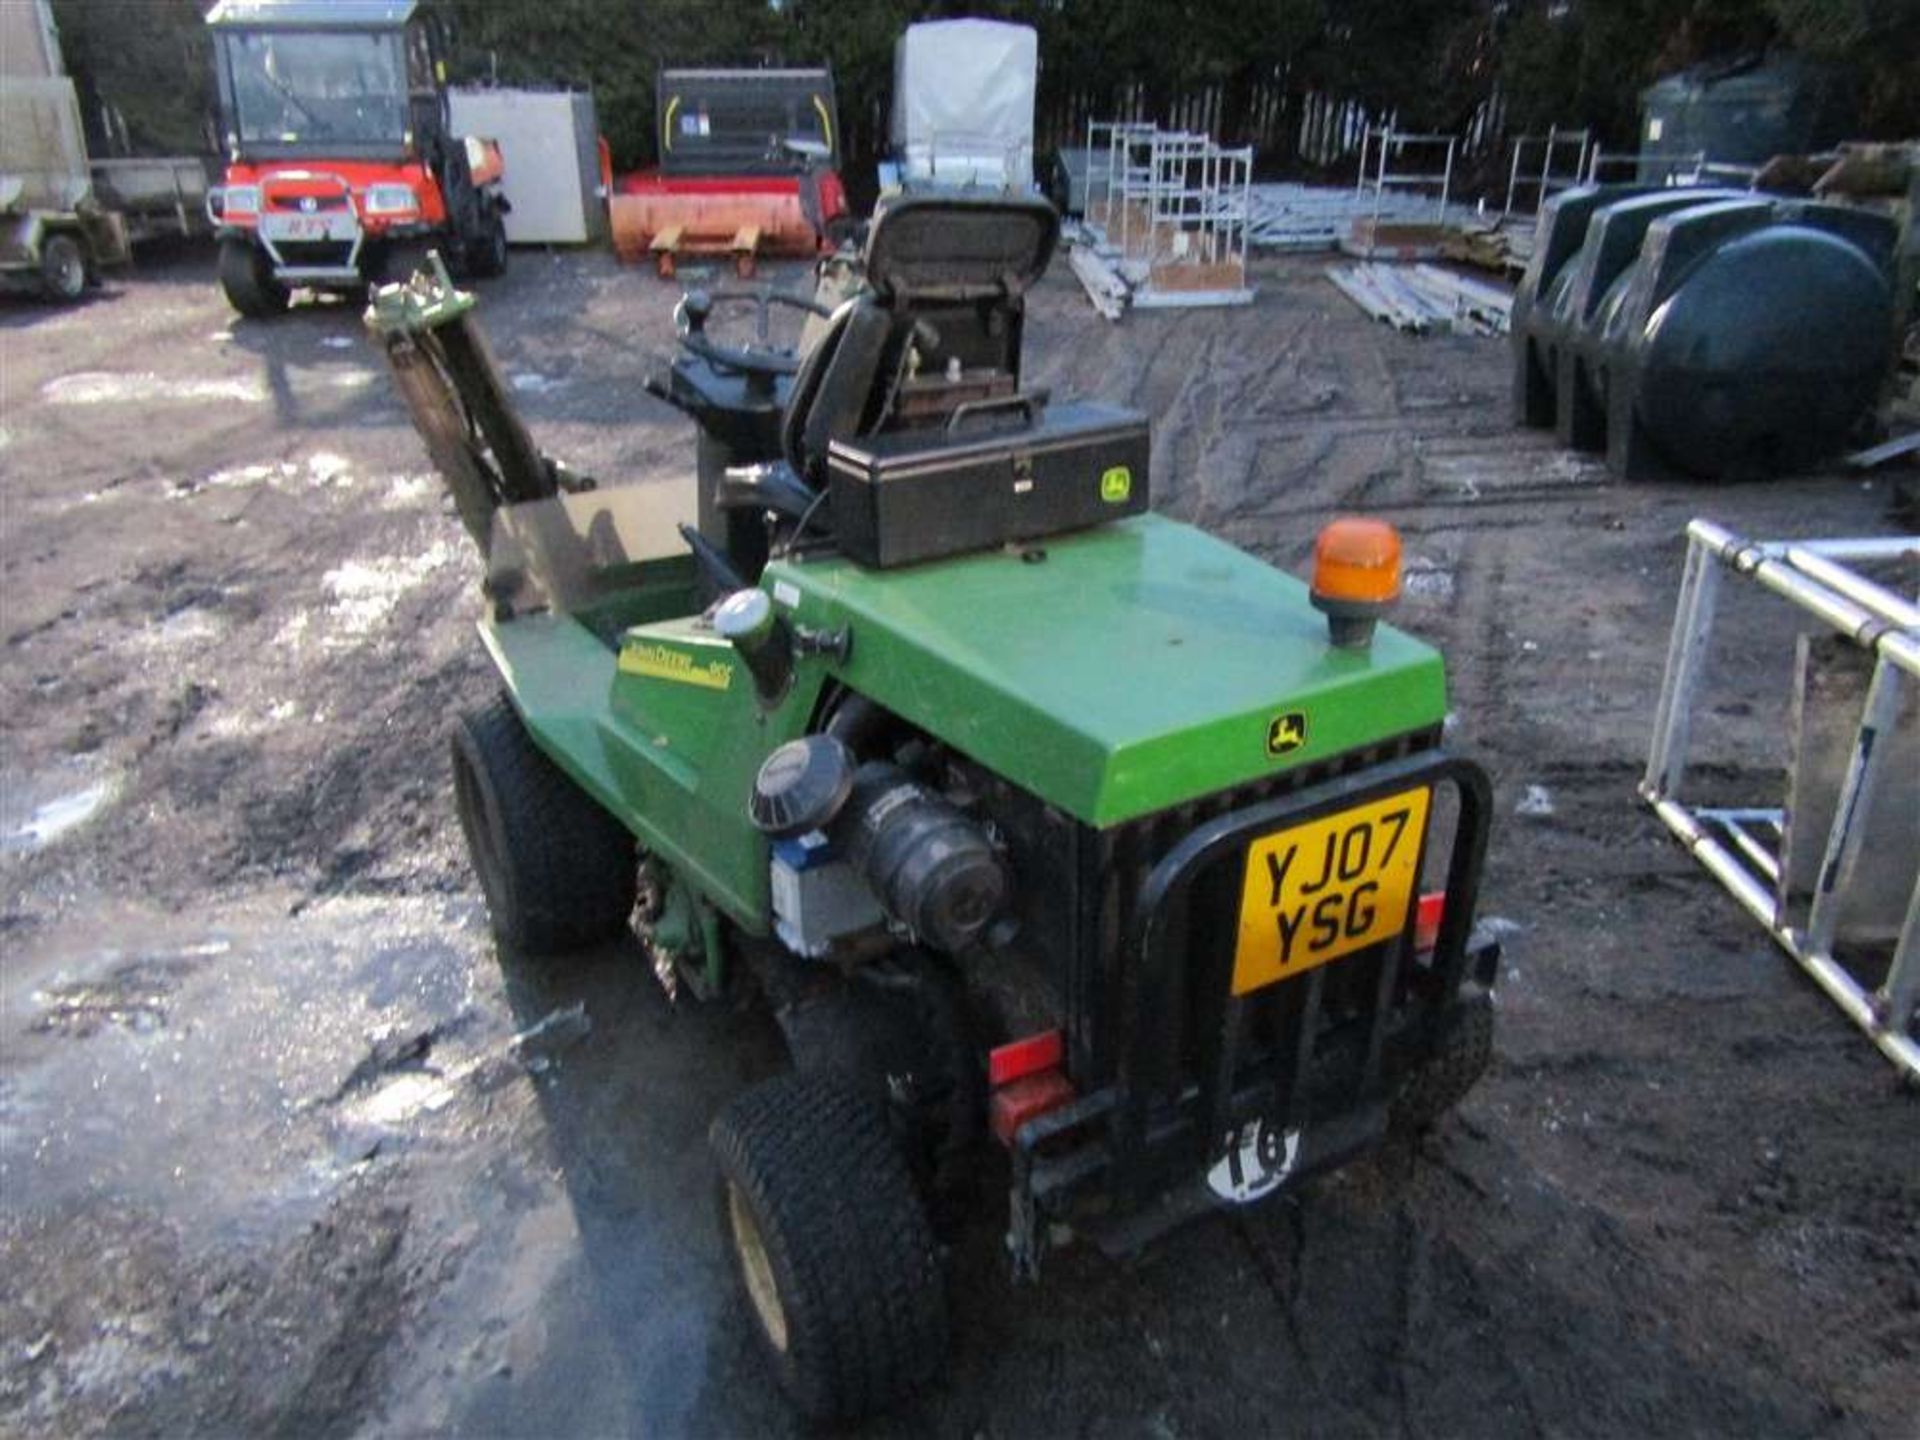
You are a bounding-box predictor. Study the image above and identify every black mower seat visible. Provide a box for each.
[778,192,1063,490]
[781,295,897,489]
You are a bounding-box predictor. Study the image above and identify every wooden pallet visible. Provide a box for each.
[648,223,763,280]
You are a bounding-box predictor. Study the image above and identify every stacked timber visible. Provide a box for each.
[1440,220,1536,274]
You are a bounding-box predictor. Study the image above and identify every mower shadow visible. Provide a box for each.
[482,933,808,1436]
[487,913,1853,1437]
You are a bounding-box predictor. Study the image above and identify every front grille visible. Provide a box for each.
[974,728,1444,1100]
[1083,730,1440,1095]
[270,240,355,266]
[267,193,349,212]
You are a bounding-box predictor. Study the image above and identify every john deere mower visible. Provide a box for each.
[367,195,1500,1421]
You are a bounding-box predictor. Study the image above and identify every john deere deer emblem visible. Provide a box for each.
[1266,711,1307,757]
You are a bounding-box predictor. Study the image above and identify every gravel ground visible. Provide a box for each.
[1,238,1915,1438]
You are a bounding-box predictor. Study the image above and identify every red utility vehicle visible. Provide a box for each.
[205,0,508,316]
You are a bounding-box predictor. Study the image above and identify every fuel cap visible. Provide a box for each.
[714,587,774,643]
[749,734,855,837]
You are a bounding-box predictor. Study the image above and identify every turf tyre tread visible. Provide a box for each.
[1391,987,1495,1133]
[709,1070,947,1420]
[451,695,636,953]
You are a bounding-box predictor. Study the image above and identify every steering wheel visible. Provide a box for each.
[673,288,833,379]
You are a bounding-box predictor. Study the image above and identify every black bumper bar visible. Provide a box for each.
[1008,749,1495,1273]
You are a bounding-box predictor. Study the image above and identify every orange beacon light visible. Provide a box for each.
[1310,517,1402,648]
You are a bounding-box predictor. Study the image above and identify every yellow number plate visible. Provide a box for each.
[1231,787,1431,996]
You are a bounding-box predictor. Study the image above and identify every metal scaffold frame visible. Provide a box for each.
[1085,119,1157,257]
[1354,128,1455,251]
[1503,126,1592,216]
[1641,520,1920,1081]
[1078,119,1254,312]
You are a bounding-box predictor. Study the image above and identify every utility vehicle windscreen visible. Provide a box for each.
[222,31,407,147]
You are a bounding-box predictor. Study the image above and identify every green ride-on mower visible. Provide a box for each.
[366,195,1500,1421]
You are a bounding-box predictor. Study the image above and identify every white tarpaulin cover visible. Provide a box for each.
[890,20,1037,189]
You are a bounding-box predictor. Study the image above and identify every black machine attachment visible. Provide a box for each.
[651,191,1153,577]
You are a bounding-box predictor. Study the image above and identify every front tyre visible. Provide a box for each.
[217,236,289,318]
[39,233,87,302]
[710,1072,948,1421]
[450,696,637,953]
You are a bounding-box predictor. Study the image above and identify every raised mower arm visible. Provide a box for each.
[364,256,565,553]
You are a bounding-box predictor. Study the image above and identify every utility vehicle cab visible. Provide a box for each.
[368,194,1501,1423]
[206,0,508,316]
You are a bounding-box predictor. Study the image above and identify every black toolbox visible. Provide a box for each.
[825,397,1151,569]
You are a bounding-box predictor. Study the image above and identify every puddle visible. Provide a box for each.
[42,372,268,406]
[306,451,353,485]
[140,606,227,651]
[381,473,437,509]
[353,1071,455,1126]
[23,942,226,1038]
[44,370,371,409]
[271,610,313,648]
[1516,784,1557,817]
[340,1004,587,1129]
[3,777,117,853]
[320,541,456,641]
[182,452,361,497]
[1422,449,1606,499]
[204,698,297,741]
[191,461,285,492]
[1402,559,1456,601]
[509,372,563,393]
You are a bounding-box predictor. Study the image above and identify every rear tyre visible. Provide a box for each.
[39,233,87,303]
[1390,987,1495,1133]
[469,209,509,279]
[710,1071,948,1421]
[451,695,637,953]
[217,236,289,318]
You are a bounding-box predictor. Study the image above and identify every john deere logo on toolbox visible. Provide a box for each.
[620,641,734,690]
[1099,466,1132,503]
[1266,711,1307,756]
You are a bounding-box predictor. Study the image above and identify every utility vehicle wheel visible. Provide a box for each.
[451,696,637,953]
[1391,987,1495,1134]
[468,211,509,279]
[710,1071,948,1421]
[218,237,289,318]
[39,233,87,303]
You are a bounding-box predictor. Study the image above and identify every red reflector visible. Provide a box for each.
[1414,891,1445,951]
[988,1028,1063,1088]
[990,1069,1075,1146]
